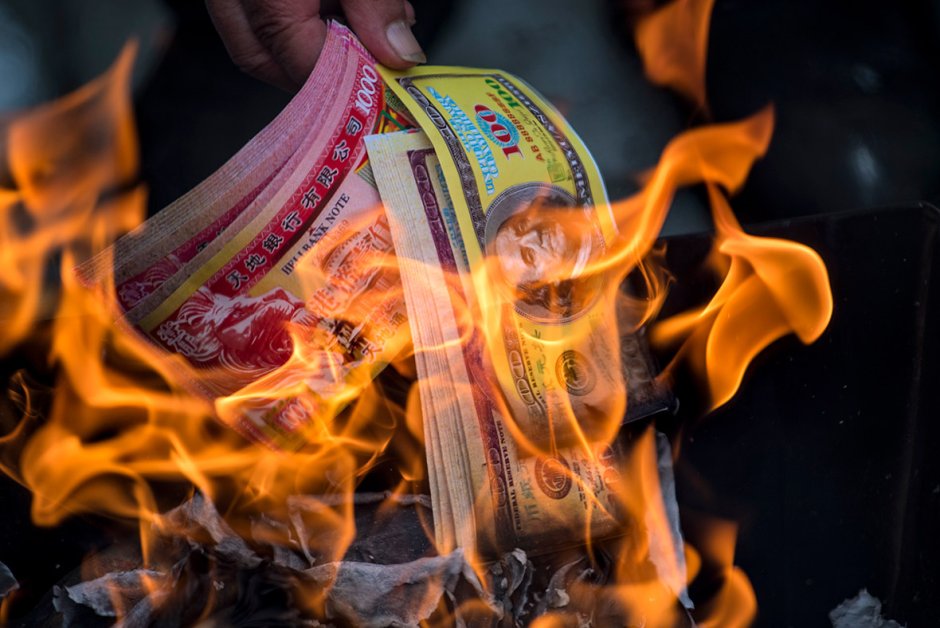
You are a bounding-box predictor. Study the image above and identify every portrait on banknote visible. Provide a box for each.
[483,182,604,323]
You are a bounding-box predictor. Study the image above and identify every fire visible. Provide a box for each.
[651,184,832,409]
[603,106,775,301]
[634,0,715,111]
[475,104,781,546]
[0,43,139,356]
[490,102,791,621]
[0,0,833,623]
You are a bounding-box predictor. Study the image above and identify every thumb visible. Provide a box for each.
[340,0,426,68]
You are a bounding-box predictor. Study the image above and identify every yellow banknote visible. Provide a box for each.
[379,66,626,452]
[367,129,630,555]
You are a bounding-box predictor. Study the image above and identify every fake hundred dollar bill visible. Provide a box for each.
[366,66,628,554]
[376,66,627,452]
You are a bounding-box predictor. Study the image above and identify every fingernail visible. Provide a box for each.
[386,20,426,63]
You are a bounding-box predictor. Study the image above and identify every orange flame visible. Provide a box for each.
[651,184,833,409]
[624,0,827,621]
[0,43,138,355]
[604,106,775,293]
[0,594,15,626]
[684,513,758,627]
[634,0,715,111]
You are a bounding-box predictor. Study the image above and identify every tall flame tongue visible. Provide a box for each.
[652,185,833,409]
[606,107,775,275]
[634,0,715,112]
[518,104,814,626]
[0,43,139,356]
[629,0,826,623]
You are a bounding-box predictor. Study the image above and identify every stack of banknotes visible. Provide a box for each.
[78,24,416,448]
[78,22,672,555]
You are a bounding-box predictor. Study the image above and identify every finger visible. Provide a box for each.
[340,0,426,68]
[239,0,330,89]
[205,0,296,90]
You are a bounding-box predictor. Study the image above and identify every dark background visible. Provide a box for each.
[663,205,940,627]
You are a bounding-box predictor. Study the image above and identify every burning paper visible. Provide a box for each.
[366,118,627,556]
[0,0,838,623]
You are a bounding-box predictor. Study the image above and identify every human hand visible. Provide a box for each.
[206,0,425,91]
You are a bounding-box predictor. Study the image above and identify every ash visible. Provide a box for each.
[17,488,690,627]
[830,589,905,628]
[19,437,689,627]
